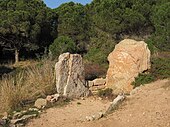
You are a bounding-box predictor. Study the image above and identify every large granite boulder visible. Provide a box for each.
[106,39,151,94]
[55,53,89,98]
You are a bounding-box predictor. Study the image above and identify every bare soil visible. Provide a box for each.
[27,79,170,127]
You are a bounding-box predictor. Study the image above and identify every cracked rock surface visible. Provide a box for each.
[55,53,89,98]
[106,39,151,94]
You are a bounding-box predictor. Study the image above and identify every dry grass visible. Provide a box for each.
[0,59,56,113]
[13,60,39,69]
[0,73,29,112]
[25,60,56,98]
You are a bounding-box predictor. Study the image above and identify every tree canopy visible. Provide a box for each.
[150,2,170,51]
[0,0,169,63]
[49,36,76,59]
[54,2,91,53]
[0,0,57,63]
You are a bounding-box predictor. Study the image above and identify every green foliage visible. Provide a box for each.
[1,0,170,75]
[132,73,155,88]
[150,2,170,51]
[84,48,107,64]
[84,0,157,66]
[0,0,57,62]
[54,2,91,53]
[146,38,158,54]
[97,88,115,100]
[132,57,170,88]
[97,88,113,97]
[151,57,170,79]
[49,36,77,59]
[84,26,115,65]
[89,0,155,35]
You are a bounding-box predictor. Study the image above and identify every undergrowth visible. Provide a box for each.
[0,59,56,113]
[132,56,170,88]
[97,88,116,100]
[132,73,155,87]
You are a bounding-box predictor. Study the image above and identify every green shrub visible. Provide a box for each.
[151,57,170,79]
[132,57,170,88]
[49,36,77,59]
[97,88,115,100]
[132,73,155,88]
[84,48,107,65]
[146,38,158,54]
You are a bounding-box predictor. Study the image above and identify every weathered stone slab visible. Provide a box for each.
[55,53,89,98]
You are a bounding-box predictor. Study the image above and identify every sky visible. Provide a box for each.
[43,0,92,9]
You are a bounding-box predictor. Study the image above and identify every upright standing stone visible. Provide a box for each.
[55,53,89,98]
[106,39,151,94]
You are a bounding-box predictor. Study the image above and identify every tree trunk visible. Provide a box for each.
[15,49,19,64]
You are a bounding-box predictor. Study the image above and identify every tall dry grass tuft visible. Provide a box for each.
[25,60,56,98]
[0,73,30,112]
[0,59,56,113]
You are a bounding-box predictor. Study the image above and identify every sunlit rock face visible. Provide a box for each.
[55,53,89,98]
[106,39,151,94]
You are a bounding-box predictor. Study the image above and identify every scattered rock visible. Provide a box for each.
[0,119,8,126]
[2,112,8,120]
[13,112,22,119]
[46,95,52,102]
[21,110,27,114]
[93,78,106,86]
[51,94,60,102]
[130,87,140,95]
[28,108,39,112]
[55,53,89,98]
[85,112,104,121]
[88,81,94,87]
[94,112,104,120]
[46,94,60,103]
[87,78,106,87]
[16,123,25,127]
[11,114,37,124]
[105,95,125,114]
[34,98,47,109]
[81,97,85,100]
[89,85,106,91]
[106,39,151,94]
[88,78,106,94]
[86,116,94,121]
[3,108,41,126]
[21,114,37,120]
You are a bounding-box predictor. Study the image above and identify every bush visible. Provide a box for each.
[84,48,108,65]
[49,36,77,59]
[151,57,170,79]
[146,38,158,54]
[132,73,155,88]
[97,88,115,100]
[132,56,170,88]
[84,62,107,80]
[150,2,170,51]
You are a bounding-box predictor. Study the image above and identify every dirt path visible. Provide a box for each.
[27,79,170,127]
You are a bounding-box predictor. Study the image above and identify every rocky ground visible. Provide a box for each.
[27,79,170,127]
